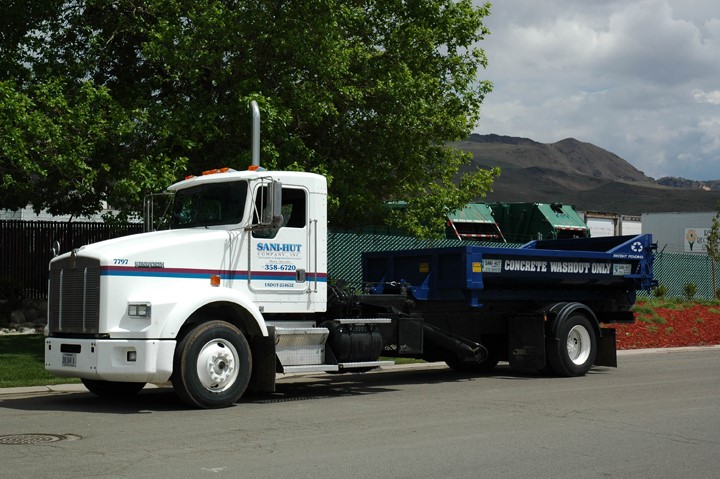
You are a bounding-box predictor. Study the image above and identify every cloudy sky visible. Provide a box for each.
[475,0,720,181]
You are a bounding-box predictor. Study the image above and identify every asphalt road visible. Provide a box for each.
[1,347,719,479]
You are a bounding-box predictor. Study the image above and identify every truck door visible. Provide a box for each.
[248,183,312,296]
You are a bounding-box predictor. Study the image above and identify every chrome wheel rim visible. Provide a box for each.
[196,339,239,392]
[566,325,592,365]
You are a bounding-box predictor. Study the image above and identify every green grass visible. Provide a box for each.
[0,334,80,388]
[632,304,654,315]
[639,297,720,310]
[633,303,666,324]
[639,314,666,324]
[382,356,425,365]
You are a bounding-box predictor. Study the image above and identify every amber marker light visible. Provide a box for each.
[210,275,221,287]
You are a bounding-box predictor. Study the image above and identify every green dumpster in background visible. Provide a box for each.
[446,202,590,243]
[446,203,505,241]
[489,202,590,243]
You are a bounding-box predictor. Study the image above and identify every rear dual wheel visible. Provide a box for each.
[547,314,597,377]
[172,321,252,409]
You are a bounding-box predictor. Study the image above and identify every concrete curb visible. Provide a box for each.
[616,344,720,355]
[0,383,88,397]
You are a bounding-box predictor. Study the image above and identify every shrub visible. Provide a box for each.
[653,284,668,298]
[0,276,25,328]
[683,282,697,301]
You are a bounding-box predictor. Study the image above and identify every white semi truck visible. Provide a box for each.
[45,111,656,409]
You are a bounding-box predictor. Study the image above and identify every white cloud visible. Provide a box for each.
[475,0,720,180]
[694,90,720,105]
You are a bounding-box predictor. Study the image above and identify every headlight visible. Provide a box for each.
[128,302,152,319]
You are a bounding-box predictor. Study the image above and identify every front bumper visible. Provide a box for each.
[45,338,176,384]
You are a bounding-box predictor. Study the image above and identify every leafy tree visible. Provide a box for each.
[705,199,720,299]
[2,0,496,235]
[0,79,187,218]
[0,0,66,80]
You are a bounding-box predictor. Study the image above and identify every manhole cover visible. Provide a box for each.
[0,434,81,445]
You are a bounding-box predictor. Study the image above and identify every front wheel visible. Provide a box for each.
[546,314,597,377]
[172,321,252,409]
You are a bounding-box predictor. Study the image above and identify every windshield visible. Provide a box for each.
[170,181,248,229]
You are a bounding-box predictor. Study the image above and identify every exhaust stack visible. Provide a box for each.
[251,100,260,167]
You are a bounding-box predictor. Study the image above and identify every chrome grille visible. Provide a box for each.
[48,256,101,334]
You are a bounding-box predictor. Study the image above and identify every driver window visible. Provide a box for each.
[252,187,307,238]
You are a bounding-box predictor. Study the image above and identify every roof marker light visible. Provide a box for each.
[202,167,236,176]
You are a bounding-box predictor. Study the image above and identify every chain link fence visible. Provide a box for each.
[2,221,717,301]
[651,252,716,300]
[330,231,718,301]
[328,230,519,287]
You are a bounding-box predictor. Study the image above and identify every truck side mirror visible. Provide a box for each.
[51,240,61,258]
[256,180,284,230]
[270,180,283,228]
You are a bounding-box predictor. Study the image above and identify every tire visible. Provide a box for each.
[81,379,146,398]
[547,314,597,377]
[172,321,252,409]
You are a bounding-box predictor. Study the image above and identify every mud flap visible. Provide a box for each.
[508,315,546,371]
[595,327,618,368]
[248,327,277,392]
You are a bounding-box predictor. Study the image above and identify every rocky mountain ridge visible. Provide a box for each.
[656,176,720,191]
[454,134,719,215]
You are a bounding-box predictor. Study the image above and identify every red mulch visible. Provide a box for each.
[610,303,720,350]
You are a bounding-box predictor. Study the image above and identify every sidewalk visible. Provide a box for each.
[0,382,169,398]
[0,382,89,397]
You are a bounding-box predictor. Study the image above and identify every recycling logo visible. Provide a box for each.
[630,241,643,253]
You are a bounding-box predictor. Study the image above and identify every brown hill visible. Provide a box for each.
[455,134,720,215]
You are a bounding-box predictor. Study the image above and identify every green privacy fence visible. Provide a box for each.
[328,231,718,301]
[651,252,716,300]
[2,222,716,301]
[327,230,520,288]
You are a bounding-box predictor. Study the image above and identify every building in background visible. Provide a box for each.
[579,212,641,238]
[642,212,716,254]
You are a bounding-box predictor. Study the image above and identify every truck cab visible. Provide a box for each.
[45,168,391,408]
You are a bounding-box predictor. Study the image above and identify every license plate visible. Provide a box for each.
[62,353,77,367]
